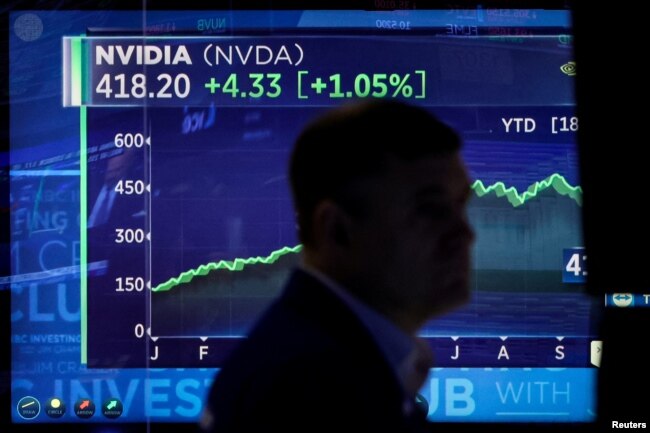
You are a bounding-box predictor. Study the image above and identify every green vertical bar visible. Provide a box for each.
[80,105,88,364]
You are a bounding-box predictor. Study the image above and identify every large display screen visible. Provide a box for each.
[8,8,599,425]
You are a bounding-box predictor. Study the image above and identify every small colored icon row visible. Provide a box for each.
[17,396,123,420]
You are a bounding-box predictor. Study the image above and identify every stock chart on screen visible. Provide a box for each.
[9,9,599,424]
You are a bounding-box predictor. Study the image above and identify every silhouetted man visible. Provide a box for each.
[201,100,474,432]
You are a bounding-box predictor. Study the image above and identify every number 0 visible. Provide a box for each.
[134,323,145,338]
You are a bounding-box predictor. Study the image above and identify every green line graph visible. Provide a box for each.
[152,174,581,292]
[152,245,303,292]
[472,173,582,207]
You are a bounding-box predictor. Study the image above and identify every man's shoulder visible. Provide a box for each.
[206,335,401,431]
[208,268,387,395]
[202,270,409,431]
[218,269,361,372]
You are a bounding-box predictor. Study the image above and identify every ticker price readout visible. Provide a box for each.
[63,37,430,107]
[296,71,425,100]
[200,71,425,100]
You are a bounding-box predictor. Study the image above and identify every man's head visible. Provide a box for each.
[289,100,474,332]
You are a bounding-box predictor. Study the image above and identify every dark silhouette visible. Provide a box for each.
[201,100,474,432]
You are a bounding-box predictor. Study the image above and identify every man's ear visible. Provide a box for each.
[312,200,353,249]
